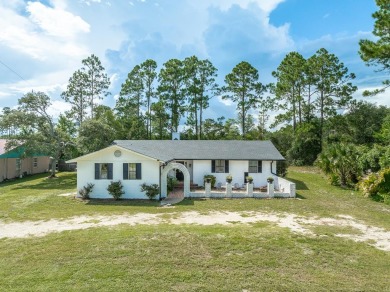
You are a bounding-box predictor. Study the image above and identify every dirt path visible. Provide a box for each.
[1,211,389,251]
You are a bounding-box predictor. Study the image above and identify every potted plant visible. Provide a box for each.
[267,177,274,183]
[203,175,216,187]
[246,176,253,184]
[226,174,233,183]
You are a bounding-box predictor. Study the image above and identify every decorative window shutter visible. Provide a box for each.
[258,161,262,173]
[136,163,142,179]
[107,163,113,180]
[123,163,129,180]
[95,163,100,180]
[225,160,229,173]
[211,160,215,173]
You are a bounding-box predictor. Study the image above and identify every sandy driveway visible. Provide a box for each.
[1,211,389,251]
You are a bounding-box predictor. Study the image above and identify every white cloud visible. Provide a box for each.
[109,73,119,90]
[354,87,390,107]
[80,0,102,5]
[48,100,72,118]
[27,2,90,38]
[205,0,285,13]
[218,95,234,107]
[0,2,90,60]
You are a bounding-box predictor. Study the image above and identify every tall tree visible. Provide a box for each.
[77,119,116,154]
[118,65,145,120]
[61,70,88,126]
[115,64,147,139]
[81,54,111,119]
[139,59,157,139]
[150,100,169,140]
[158,59,186,134]
[272,52,307,131]
[223,61,265,136]
[183,56,218,139]
[62,54,110,122]
[0,107,18,138]
[307,48,357,143]
[359,0,390,95]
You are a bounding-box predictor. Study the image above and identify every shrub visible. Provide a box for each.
[203,174,216,187]
[246,176,253,183]
[167,177,178,192]
[107,180,124,200]
[358,168,390,203]
[78,183,94,200]
[140,183,159,200]
[379,147,390,169]
[315,142,362,187]
[226,174,232,183]
[276,160,288,177]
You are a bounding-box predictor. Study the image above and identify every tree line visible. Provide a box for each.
[0,0,389,199]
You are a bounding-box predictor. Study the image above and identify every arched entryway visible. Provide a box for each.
[161,162,190,198]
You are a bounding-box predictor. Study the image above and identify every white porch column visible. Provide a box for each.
[226,183,232,197]
[247,183,253,197]
[267,182,274,197]
[205,182,211,197]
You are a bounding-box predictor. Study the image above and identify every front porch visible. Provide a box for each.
[191,176,295,199]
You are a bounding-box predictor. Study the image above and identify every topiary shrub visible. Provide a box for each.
[78,183,94,200]
[107,180,125,200]
[203,174,216,187]
[140,183,159,200]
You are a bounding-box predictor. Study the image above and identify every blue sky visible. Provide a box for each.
[0,0,387,123]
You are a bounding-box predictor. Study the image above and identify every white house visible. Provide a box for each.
[67,140,289,199]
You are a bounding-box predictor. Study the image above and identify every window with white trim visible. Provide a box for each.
[94,163,113,180]
[123,163,142,180]
[248,160,262,173]
[16,158,21,172]
[215,160,225,173]
[33,157,38,168]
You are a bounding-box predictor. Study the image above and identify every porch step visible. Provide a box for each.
[174,182,198,189]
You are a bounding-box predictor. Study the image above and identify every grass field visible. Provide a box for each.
[0,168,389,291]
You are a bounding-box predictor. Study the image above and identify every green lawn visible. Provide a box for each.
[0,168,389,291]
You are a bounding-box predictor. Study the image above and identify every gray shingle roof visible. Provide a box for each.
[113,140,285,162]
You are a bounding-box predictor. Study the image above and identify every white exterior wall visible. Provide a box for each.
[192,160,276,188]
[75,146,160,199]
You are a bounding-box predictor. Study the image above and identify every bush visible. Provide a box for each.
[140,183,159,200]
[358,168,390,203]
[315,142,362,187]
[203,174,216,187]
[167,177,178,192]
[107,180,124,200]
[276,161,288,177]
[78,183,94,200]
[379,147,390,169]
[357,144,383,173]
